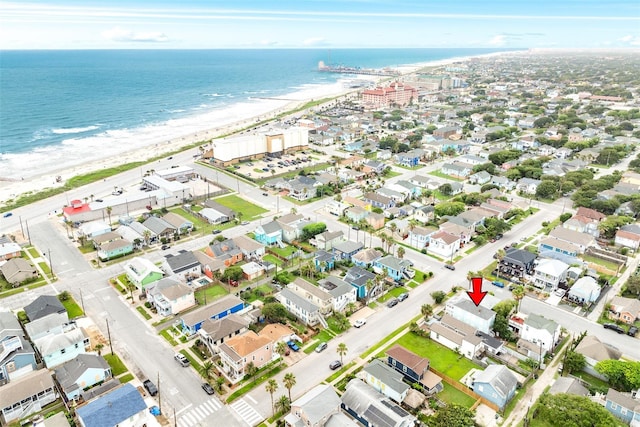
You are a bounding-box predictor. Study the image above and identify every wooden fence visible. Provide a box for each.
[429,367,500,412]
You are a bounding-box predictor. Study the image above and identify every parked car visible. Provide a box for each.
[353,318,366,328]
[554,289,566,297]
[397,293,409,302]
[628,326,638,337]
[387,298,399,308]
[2,212,13,218]
[262,192,269,196]
[603,323,625,334]
[444,264,456,271]
[315,342,328,353]
[212,229,221,234]
[240,221,249,225]
[161,245,171,250]
[329,360,342,370]
[143,379,158,396]
[202,383,215,395]
[492,281,505,288]
[95,199,103,203]
[175,353,190,367]
[287,341,300,352]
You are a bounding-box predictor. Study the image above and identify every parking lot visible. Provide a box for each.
[231,149,336,180]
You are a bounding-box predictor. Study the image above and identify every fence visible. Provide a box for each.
[428,367,500,412]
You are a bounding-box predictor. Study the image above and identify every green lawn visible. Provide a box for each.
[119,373,134,383]
[269,245,298,258]
[438,382,477,408]
[104,354,128,376]
[180,349,204,373]
[60,296,84,318]
[429,170,463,182]
[38,262,51,275]
[395,333,477,380]
[136,306,152,320]
[170,207,209,229]
[159,328,179,346]
[195,284,228,304]
[263,254,283,266]
[26,247,40,258]
[581,254,620,271]
[377,287,408,303]
[213,195,268,220]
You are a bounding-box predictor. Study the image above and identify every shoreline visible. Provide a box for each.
[0,49,520,207]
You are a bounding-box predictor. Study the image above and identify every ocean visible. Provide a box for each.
[0,48,511,178]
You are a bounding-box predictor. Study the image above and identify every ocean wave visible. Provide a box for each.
[51,125,100,134]
[203,93,225,97]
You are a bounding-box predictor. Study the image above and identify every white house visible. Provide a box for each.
[518,313,561,353]
[428,231,461,259]
[147,277,196,316]
[430,314,483,360]
[567,276,600,304]
[445,296,496,334]
[360,359,409,404]
[318,276,357,314]
[533,259,569,290]
[408,226,436,250]
[615,226,640,251]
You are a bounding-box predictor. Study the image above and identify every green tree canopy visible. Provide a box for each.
[221,266,243,281]
[488,149,522,165]
[301,222,327,241]
[434,201,466,218]
[595,360,640,392]
[564,351,586,375]
[531,393,624,427]
[428,404,475,427]
[535,180,559,199]
[261,303,290,323]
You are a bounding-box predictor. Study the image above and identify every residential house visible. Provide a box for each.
[202,199,236,223]
[469,170,491,185]
[351,248,382,268]
[604,389,640,426]
[0,258,38,286]
[533,259,569,290]
[277,213,308,243]
[373,255,414,282]
[24,310,69,342]
[516,313,560,353]
[254,221,283,246]
[200,207,232,224]
[563,209,605,238]
[344,266,377,299]
[430,314,483,360]
[90,232,122,250]
[365,212,385,230]
[198,314,250,356]
[333,240,364,261]
[490,176,515,191]
[147,278,195,316]
[441,162,473,179]
[408,225,437,250]
[314,250,335,272]
[615,224,640,251]
[609,296,640,325]
[24,295,66,322]
[277,288,322,327]
[285,278,332,315]
[284,384,355,427]
[77,221,112,239]
[162,212,193,235]
[233,235,265,260]
[122,257,164,291]
[205,238,243,266]
[327,200,350,216]
[218,331,273,384]
[428,231,461,259]
[413,205,435,224]
[241,261,265,280]
[394,150,421,167]
[567,276,600,304]
[516,178,542,195]
[142,216,176,241]
[498,248,537,279]
[439,222,473,244]
[310,230,344,251]
[344,206,369,224]
[360,359,409,403]
[34,326,90,368]
[0,312,37,385]
[363,192,395,210]
[341,379,417,427]
[318,276,358,313]
[549,377,589,397]
[97,239,134,261]
[161,250,201,282]
[538,237,581,258]
[548,227,596,253]
[0,241,22,261]
[445,297,496,334]
[180,295,244,335]
[575,335,622,379]
[54,354,112,401]
[471,365,518,411]
[76,383,152,427]
[0,369,57,424]
[193,251,226,279]
[386,345,442,393]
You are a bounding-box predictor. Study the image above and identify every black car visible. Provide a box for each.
[387,298,399,308]
[161,244,171,250]
[603,323,625,334]
[329,360,342,370]
[262,192,269,196]
[628,326,638,337]
[202,383,215,395]
[95,199,103,203]
[444,264,456,271]
[143,379,158,396]
[212,229,222,234]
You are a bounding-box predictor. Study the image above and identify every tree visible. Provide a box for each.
[332,312,351,332]
[214,376,225,393]
[337,343,348,365]
[283,373,296,402]
[595,360,640,392]
[247,362,258,384]
[512,285,525,311]
[106,206,113,225]
[421,304,433,319]
[625,275,640,296]
[563,351,586,375]
[301,223,327,240]
[94,343,104,356]
[199,361,215,381]
[262,303,290,323]
[221,266,243,282]
[265,379,279,416]
[58,291,71,301]
[535,180,559,199]
[431,291,446,304]
[493,314,513,340]
[530,393,623,427]
[434,201,466,218]
[438,183,453,196]
[428,404,475,427]
[275,341,288,359]
[397,246,405,259]
[275,395,291,415]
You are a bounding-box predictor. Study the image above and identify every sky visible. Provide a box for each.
[1,0,639,50]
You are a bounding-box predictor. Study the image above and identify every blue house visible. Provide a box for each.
[393,150,421,167]
[605,388,640,425]
[254,221,283,246]
[538,237,579,258]
[373,255,413,282]
[0,312,37,384]
[76,383,148,427]
[351,248,382,269]
[180,294,244,335]
[472,365,518,410]
[332,240,364,261]
[54,354,112,401]
[344,266,376,299]
[363,192,395,209]
[314,250,335,272]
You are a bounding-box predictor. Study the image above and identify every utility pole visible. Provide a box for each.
[19,216,24,238]
[157,372,162,415]
[79,289,85,314]
[106,319,113,355]
[48,250,54,277]
[25,220,32,246]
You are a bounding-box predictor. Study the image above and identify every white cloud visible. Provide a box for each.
[619,34,640,45]
[302,37,327,46]
[488,35,506,46]
[101,26,169,43]
[258,39,278,46]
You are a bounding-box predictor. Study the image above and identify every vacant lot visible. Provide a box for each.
[213,195,268,220]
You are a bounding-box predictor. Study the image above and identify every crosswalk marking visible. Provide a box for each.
[230,398,263,426]
[179,398,223,427]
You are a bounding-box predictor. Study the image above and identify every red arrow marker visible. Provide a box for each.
[467,277,487,307]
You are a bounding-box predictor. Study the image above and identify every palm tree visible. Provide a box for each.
[94,343,104,356]
[199,361,215,381]
[365,278,375,304]
[265,379,279,416]
[246,361,258,383]
[421,303,433,319]
[275,341,287,359]
[512,285,526,311]
[275,395,291,415]
[142,230,152,247]
[346,302,356,316]
[214,376,225,393]
[336,343,348,365]
[397,246,405,259]
[389,222,398,238]
[290,207,297,215]
[236,211,243,224]
[283,373,296,402]
[106,206,113,226]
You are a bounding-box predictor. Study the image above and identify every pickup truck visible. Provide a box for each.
[143,379,158,396]
[287,341,300,352]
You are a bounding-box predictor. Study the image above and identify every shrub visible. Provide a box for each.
[431,290,446,304]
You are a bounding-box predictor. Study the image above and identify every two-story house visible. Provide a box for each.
[344,266,377,300]
[408,225,437,250]
[310,230,344,251]
[0,312,37,385]
[363,192,395,210]
[180,295,245,335]
[341,379,417,427]
[604,389,640,426]
[430,314,483,360]
[198,314,250,356]
[218,331,273,384]
[515,313,560,354]
[351,248,382,268]
[284,384,352,427]
[0,369,57,424]
[318,276,358,314]
[386,345,443,393]
[76,383,153,427]
[277,278,333,326]
[372,255,414,282]
[162,250,201,282]
[609,296,640,325]
[498,248,537,279]
[122,257,164,291]
[205,238,244,266]
[233,235,266,261]
[533,259,569,290]
[254,221,283,246]
[428,230,461,259]
[34,325,90,368]
[445,296,496,334]
[332,240,364,261]
[516,177,542,195]
[147,277,196,316]
[360,359,409,403]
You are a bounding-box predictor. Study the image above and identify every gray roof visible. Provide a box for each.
[0,369,54,409]
[606,389,640,411]
[352,248,382,264]
[24,295,65,322]
[278,288,320,313]
[54,354,110,393]
[503,248,537,266]
[454,299,496,320]
[204,200,235,217]
[142,216,176,235]
[76,383,146,427]
[164,250,200,273]
[318,276,355,298]
[524,313,558,334]
[363,359,410,396]
[291,384,342,426]
[474,365,518,399]
[180,294,243,327]
[549,227,595,246]
[199,313,249,342]
[149,278,193,301]
[549,377,589,396]
[333,240,364,254]
[345,266,376,287]
[208,238,241,258]
[260,220,282,235]
[376,255,412,271]
[25,311,69,340]
[341,379,415,427]
[0,311,23,339]
[575,335,622,362]
[34,327,87,358]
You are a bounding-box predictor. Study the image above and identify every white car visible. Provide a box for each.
[353,319,367,328]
